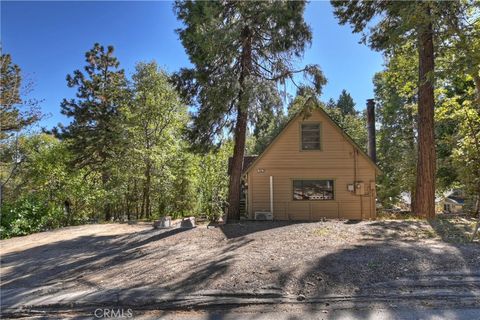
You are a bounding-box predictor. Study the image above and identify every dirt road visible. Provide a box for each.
[1,219,479,317]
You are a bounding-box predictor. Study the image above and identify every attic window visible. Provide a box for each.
[301,123,320,150]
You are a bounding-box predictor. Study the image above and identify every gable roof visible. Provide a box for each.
[446,197,465,205]
[244,107,381,175]
[228,155,258,175]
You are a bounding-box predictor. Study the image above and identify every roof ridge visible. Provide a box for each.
[243,105,380,175]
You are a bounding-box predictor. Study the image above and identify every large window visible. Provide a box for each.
[293,180,334,200]
[301,123,320,150]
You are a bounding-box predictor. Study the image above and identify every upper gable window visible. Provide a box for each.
[301,123,321,150]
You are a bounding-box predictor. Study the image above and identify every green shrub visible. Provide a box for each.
[1,197,65,239]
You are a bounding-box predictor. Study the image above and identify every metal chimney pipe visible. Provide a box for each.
[366,99,376,163]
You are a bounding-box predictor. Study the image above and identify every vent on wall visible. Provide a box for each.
[255,211,273,220]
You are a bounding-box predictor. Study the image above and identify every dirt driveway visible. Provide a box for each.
[1,218,480,316]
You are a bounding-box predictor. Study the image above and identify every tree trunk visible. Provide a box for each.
[143,160,152,219]
[227,104,248,221]
[141,183,146,219]
[227,26,252,222]
[415,6,436,219]
[408,102,417,214]
[102,171,112,221]
[471,196,480,241]
[125,183,131,221]
[410,187,416,214]
[126,197,131,221]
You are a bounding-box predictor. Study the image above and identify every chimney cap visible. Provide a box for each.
[366,99,375,107]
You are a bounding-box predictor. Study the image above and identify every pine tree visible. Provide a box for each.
[56,43,130,221]
[0,53,40,139]
[325,98,337,109]
[174,0,326,221]
[331,1,465,218]
[1,53,40,208]
[336,89,356,115]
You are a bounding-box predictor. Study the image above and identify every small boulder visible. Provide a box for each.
[153,216,172,229]
[180,217,196,228]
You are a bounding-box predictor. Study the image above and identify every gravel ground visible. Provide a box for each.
[1,218,479,300]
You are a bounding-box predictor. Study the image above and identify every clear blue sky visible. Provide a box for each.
[1,1,383,130]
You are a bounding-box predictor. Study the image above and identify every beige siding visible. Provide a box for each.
[246,110,377,220]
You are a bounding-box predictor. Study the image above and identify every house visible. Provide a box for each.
[240,107,380,221]
[441,190,466,214]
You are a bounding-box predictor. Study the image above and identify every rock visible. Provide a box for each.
[297,294,306,301]
[180,217,196,228]
[153,216,172,229]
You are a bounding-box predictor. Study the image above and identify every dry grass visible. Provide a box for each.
[312,227,332,237]
[376,211,479,243]
[430,215,479,243]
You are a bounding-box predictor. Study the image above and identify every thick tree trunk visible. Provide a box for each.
[415,6,436,219]
[471,195,480,241]
[227,106,248,221]
[410,187,416,214]
[227,27,252,222]
[408,103,417,214]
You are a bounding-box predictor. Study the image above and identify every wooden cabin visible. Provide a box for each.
[441,190,466,214]
[242,107,379,221]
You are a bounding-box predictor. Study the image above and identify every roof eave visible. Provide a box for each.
[245,107,382,175]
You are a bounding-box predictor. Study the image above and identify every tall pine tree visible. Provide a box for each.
[0,53,40,139]
[56,43,130,221]
[331,1,466,218]
[174,0,325,221]
[336,89,356,116]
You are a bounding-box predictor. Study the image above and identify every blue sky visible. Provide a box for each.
[1,1,384,130]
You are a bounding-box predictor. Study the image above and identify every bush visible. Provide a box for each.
[200,194,225,222]
[1,197,65,239]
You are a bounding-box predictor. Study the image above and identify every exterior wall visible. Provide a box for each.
[246,110,377,220]
[442,200,463,214]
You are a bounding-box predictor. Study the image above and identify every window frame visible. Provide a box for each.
[292,179,335,201]
[299,121,322,151]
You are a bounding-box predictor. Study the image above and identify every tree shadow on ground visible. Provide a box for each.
[364,218,479,243]
[428,215,479,243]
[344,219,361,224]
[275,220,480,319]
[0,227,193,309]
[205,220,480,319]
[219,220,323,239]
[361,220,436,241]
[3,220,480,319]
[1,224,257,316]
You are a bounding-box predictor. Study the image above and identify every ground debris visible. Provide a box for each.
[1,219,479,306]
